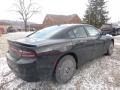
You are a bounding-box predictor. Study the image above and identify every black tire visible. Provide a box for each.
[118,29,120,35]
[115,31,118,36]
[106,42,114,55]
[113,32,117,36]
[118,30,120,35]
[54,55,76,84]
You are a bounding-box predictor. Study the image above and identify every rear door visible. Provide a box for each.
[68,26,95,65]
[84,25,105,58]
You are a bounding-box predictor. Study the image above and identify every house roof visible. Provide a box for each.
[0,22,10,25]
[43,14,81,27]
[0,20,36,26]
[30,24,43,30]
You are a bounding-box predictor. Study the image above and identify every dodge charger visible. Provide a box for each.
[6,24,114,84]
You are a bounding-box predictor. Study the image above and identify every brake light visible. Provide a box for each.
[21,50,36,58]
[9,46,36,58]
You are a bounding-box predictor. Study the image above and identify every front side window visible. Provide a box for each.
[85,26,99,37]
[72,27,87,38]
[68,30,76,39]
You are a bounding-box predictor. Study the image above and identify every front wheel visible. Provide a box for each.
[115,31,118,36]
[106,42,114,55]
[54,55,76,84]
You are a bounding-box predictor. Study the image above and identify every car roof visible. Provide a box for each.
[48,24,92,39]
[29,24,93,39]
[52,24,90,28]
[56,24,89,26]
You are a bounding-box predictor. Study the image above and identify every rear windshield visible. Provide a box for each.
[28,26,67,39]
[112,24,119,28]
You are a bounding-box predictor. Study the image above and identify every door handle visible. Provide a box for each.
[79,40,87,43]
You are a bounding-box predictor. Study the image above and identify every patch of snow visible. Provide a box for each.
[6,32,33,40]
[1,54,120,90]
[115,42,120,46]
[0,34,120,90]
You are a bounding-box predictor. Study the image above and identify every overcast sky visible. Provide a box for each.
[0,0,119,23]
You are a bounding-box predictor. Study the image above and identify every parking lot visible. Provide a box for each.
[0,33,120,90]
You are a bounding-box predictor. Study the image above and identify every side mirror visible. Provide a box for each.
[100,31,103,36]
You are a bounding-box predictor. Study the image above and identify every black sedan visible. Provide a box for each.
[6,24,114,84]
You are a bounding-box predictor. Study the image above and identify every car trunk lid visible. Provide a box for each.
[8,37,70,59]
[8,39,37,60]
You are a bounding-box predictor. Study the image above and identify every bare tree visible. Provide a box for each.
[14,0,40,31]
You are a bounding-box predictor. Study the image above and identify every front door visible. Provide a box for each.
[68,26,95,65]
[84,25,105,58]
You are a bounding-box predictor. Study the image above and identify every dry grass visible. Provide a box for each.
[0,35,8,58]
[0,35,120,90]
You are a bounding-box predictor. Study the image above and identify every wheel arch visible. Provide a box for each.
[111,38,114,45]
[53,52,78,74]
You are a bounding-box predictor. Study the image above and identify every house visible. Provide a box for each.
[4,20,28,32]
[42,14,81,27]
[0,20,39,32]
[0,20,25,32]
[0,22,10,34]
[30,24,43,31]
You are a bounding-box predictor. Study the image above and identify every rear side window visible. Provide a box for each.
[85,26,99,37]
[72,27,87,38]
[29,26,67,39]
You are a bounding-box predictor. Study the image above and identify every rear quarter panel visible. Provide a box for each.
[34,39,73,70]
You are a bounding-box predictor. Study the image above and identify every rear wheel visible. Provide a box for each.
[54,55,76,84]
[106,42,114,55]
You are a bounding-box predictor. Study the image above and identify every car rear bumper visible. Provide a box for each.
[6,53,55,82]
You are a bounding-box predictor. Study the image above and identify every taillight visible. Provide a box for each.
[9,45,36,58]
[21,50,36,58]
